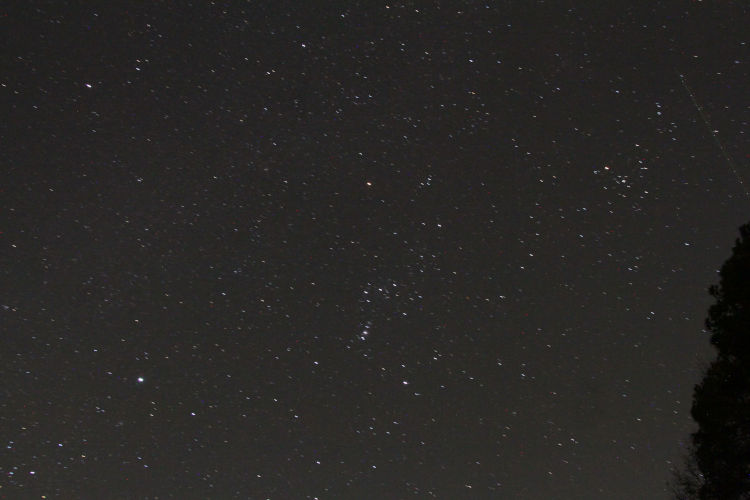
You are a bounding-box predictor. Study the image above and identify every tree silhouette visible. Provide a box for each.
[673,223,750,499]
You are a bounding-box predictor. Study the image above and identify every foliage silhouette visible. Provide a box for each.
[672,223,750,499]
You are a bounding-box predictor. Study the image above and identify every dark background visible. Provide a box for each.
[2,1,749,498]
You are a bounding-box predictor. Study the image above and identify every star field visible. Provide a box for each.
[2,2,749,498]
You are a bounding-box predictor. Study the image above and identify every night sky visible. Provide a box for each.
[3,2,749,498]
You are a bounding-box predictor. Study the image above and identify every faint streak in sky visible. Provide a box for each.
[678,72,750,199]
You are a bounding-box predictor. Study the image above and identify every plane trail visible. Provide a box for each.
[678,72,749,198]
